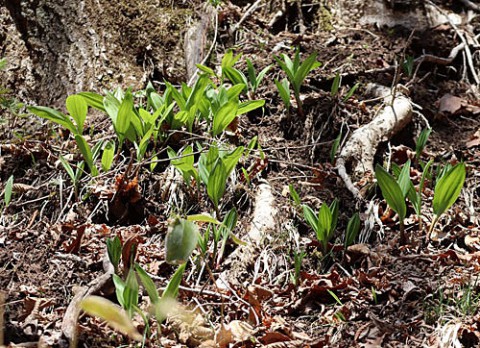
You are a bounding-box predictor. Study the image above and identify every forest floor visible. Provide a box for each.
[1,1,480,347]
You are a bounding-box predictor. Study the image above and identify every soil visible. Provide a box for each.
[1,0,480,347]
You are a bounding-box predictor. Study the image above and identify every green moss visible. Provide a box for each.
[318,6,334,32]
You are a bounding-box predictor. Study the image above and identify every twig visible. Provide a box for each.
[230,0,263,35]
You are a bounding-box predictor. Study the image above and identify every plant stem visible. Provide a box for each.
[399,220,408,245]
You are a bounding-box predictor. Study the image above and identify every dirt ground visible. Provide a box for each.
[1,0,480,347]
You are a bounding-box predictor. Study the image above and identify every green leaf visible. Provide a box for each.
[4,175,14,206]
[433,163,466,217]
[28,106,76,134]
[237,100,265,116]
[74,134,98,176]
[329,199,339,232]
[375,164,406,220]
[59,156,75,183]
[343,83,360,102]
[112,274,126,308]
[207,160,228,208]
[198,145,219,185]
[254,65,272,91]
[302,205,318,233]
[212,100,238,136]
[101,141,115,172]
[186,213,221,225]
[106,236,122,271]
[123,269,139,316]
[80,296,142,341]
[165,219,199,265]
[196,64,216,77]
[222,146,244,177]
[78,92,106,112]
[330,129,342,164]
[331,72,341,97]
[293,52,321,93]
[397,160,412,198]
[318,203,332,241]
[116,92,134,136]
[289,184,301,206]
[0,58,7,70]
[134,264,160,304]
[66,95,88,133]
[416,128,432,160]
[274,78,291,107]
[223,67,248,88]
[345,212,361,247]
[163,263,186,300]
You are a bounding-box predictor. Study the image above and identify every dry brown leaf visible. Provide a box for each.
[466,129,480,148]
[438,94,463,115]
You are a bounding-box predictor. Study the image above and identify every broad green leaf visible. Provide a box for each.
[198,145,219,185]
[101,141,115,172]
[222,146,244,177]
[165,219,199,265]
[103,93,121,124]
[196,64,216,76]
[28,106,76,134]
[134,264,160,304]
[274,55,295,84]
[78,92,106,112]
[375,164,406,220]
[226,84,245,100]
[318,203,332,238]
[186,213,221,225]
[302,205,318,233]
[433,163,466,217]
[223,67,248,88]
[294,52,321,93]
[112,274,126,308]
[66,95,88,133]
[116,92,134,136]
[0,58,6,70]
[237,100,265,116]
[345,212,360,247]
[123,269,139,316]
[106,236,122,271]
[207,160,228,208]
[80,296,142,341]
[4,175,13,206]
[397,160,412,198]
[212,100,238,136]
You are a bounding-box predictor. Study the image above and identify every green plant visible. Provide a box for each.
[428,162,466,237]
[375,161,411,244]
[3,175,14,209]
[415,127,432,162]
[275,78,291,121]
[58,157,85,200]
[0,58,24,118]
[292,250,306,286]
[406,159,433,231]
[289,184,301,207]
[274,48,321,118]
[302,199,338,253]
[330,128,343,164]
[345,212,361,248]
[106,236,122,274]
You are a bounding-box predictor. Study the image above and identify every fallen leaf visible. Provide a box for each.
[437,94,463,115]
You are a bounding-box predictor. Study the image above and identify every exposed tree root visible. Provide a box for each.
[337,83,413,199]
[218,181,277,288]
